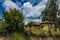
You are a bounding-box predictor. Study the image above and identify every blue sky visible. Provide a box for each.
[0,0,60,23]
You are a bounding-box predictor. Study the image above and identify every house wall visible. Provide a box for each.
[48,24,55,28]
[42,24,49,30]
[42,24,55,30]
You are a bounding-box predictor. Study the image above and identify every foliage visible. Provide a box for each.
[27,21,34,28]
[58,10,60,16]
[48,28,60,37]
[3,8,24,33]
[24,27,30,32]
[0,22,7,30]
[0,22,8,36]
[58,26,60,30]
[0,24,3,30]
[10,32,24,40]
[58,10,60,26]
[39,24,44,28]
[30,27,60,37]
[31,28,43,36]
[41,0,59,27]
[27,21,34,35]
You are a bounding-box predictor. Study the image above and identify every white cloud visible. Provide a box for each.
[23,2,32,8]
[23,0,48,22]
[2,0,20,10]
[23,0,48,17]
[2,0,48,23]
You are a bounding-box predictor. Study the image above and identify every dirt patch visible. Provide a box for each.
[0,36,9,40]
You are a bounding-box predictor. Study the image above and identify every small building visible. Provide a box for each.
[24,22,40,31]
[40,21,55,30]
[24,22,40,27]
[24,21,55,30]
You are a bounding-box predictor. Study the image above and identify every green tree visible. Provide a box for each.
[58,10,60,29]
[3,8,24,33]
[41,0,58,27]
[27,21,34,28]
[27,21,34,34]
[58,10,60,26]
[10,32,24,40]
[58,10,60,16]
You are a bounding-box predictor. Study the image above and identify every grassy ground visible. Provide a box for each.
[0,23,60,40]
[9,32,25,40]
[24,27,60,40]
[24,27,60,36]
[0,23,6,30]
[0,24,3,29]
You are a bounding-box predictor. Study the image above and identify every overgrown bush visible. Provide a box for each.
[10,32,24,40]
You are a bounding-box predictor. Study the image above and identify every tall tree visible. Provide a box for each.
[27,21,34,34]
[3,8,24,33]
[41,0,59,27]
[58,10,60,26]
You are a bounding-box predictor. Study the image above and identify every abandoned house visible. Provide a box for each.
[24,21,55,30]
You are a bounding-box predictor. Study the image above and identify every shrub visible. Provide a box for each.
[10,32,24,40]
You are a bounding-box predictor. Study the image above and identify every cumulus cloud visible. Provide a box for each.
[2,0,48,23]
[22,0,48,23]
[23,2,32,8]
[2,0,20,10]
